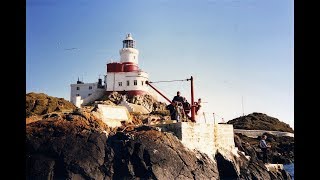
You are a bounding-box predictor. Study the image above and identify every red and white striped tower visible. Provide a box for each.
[105,33,152,97]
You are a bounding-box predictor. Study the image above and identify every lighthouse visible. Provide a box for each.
[70,33,156,107]
[105,33,150,97]
[120,33,139,64]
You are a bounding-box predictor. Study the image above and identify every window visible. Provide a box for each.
[127,80,130,86]
[76,87,80,90]
[76,94,80,96]
[118,82,122,86]
[88,93,92,96]
[134,80,137,86]
[142,81,144,86]
[89,86,92,90]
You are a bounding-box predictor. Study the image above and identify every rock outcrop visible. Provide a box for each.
[227,112,294,133]
[216,151,268,180]
[26,114,292,179]
[26,93,292,179]
[213,147,291,180]
[26,116,219,179]
[106,127,219,179]
[235,133,294,164]
[98,91,167,112]
[26,92,76,118]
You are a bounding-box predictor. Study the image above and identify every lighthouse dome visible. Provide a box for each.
[125,33,133,40]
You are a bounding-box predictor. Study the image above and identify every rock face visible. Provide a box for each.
[235,133,294,164]
[26,115,291,179]
[214,148,291,180]
[227,112,294,133]
[26,92,76,118]
[26,116,219,179]
[26,113,110,179]
[106,127,219,179]
[26,93,292,180]
[126,94,167,112]
[99,91,167,112]
[233,133,293,179]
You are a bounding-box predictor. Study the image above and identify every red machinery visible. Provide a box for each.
[146,76,197,122]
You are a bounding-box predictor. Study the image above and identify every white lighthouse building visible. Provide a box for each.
[70,33,155,107]
[105,33,150,97]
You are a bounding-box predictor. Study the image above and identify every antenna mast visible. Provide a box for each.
[242,96,244,116]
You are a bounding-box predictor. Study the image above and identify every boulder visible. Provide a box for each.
[26,92,76,118]
[227,112,293,133]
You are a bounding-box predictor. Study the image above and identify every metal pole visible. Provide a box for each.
[213,113,215,124]
[146,81,172,104]
[242,96,244,116]
[190,76,195,122]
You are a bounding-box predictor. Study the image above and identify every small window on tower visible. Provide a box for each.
[118,82,122,86]
[134,80,137,86]
[76,94,80,96]
[127,80,130,86]
[89,86,92,90]
[134,56,135,59]
[76,87,80,90]
[88,93,92,96]
[142,81,144,86]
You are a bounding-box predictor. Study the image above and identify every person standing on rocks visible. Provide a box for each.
[260,135,271,164]
[172,91,185,121]
[172,91,184,104]
[182,97,191,119]
[195,98,202,115]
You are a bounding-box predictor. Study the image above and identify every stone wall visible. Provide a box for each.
[181,123,216,158]
[72,96,83,108]
[156,122,183,139]
[92,104,131,128]
[82,88,106,106]
[234,129,294,138]
[215,124,235,152]
[155,122,236,159]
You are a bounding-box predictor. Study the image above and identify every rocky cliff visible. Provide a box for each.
[26,92,76,118]
[26,114,291,179]
[235,132,294,164]
[227,112,294,133]
[26,113,219,179]
[26,93,292,179]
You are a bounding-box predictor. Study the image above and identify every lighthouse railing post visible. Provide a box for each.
[190,76,195,122]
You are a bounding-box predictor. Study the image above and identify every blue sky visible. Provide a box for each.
[26,0,294,128]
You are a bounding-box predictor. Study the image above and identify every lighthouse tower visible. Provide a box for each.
[105,33,151,97]
[120,33,139,65]
[70,33,158,107]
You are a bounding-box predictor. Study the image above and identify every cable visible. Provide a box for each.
[149,83,175,102]
[149,79,189,83]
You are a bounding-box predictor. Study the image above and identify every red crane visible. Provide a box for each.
[146,76,197,122]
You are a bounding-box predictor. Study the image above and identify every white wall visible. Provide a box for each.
[119,48,139,64]
[181,122,216,158]
[106,71,149,92]
[72,96,83,108]
[155,122,236,160]
[215,124,235,152]
[92,104,131,128]
[70,82,98,104]
[82,88,106,106]
[234,129,294,138]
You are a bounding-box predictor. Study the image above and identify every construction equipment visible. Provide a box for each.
[146,76,199,122]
